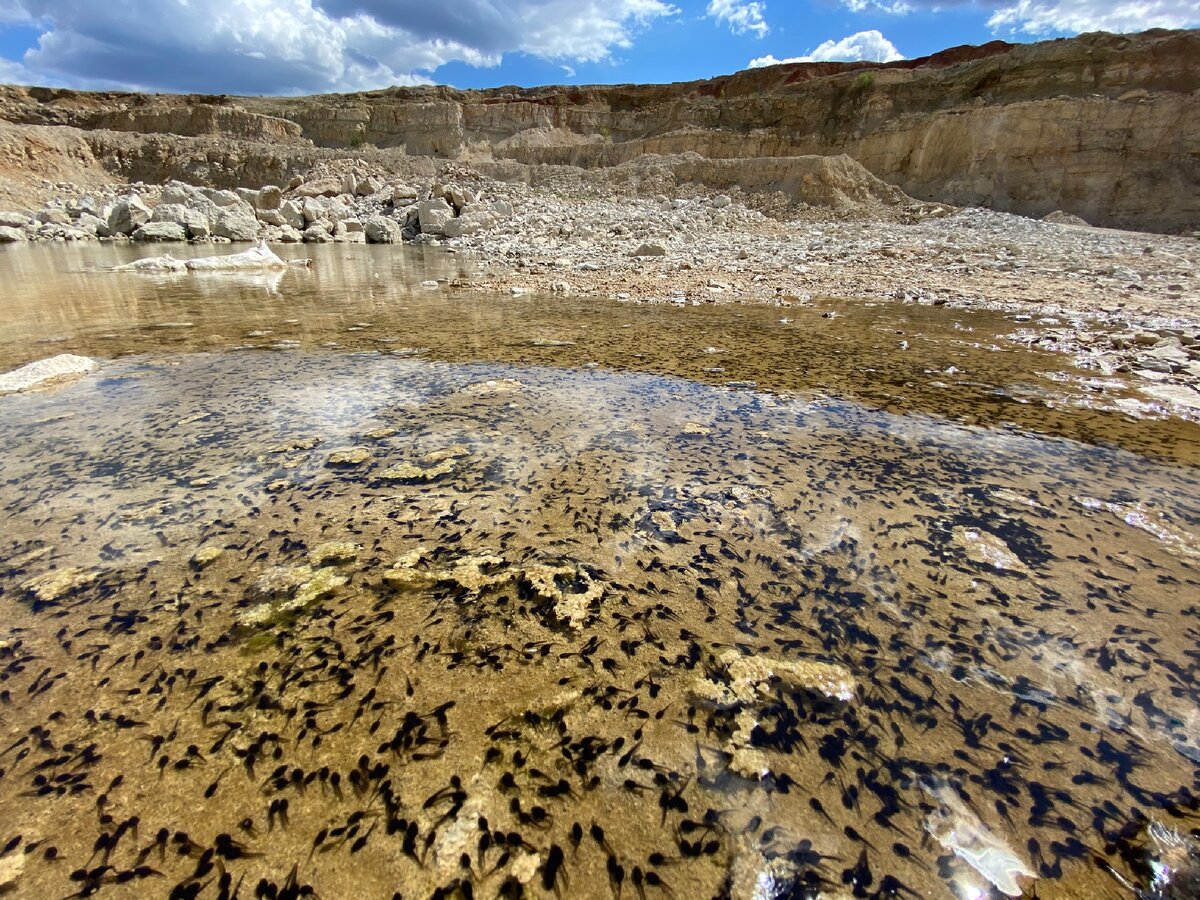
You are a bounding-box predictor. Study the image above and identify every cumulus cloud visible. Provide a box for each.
[748,30,905,67]
[839,0,1199,33]
[987,0,1200,33]
[0,0,677,93]
[706,0,770,37]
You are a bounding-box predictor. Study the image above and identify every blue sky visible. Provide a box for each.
[0,1,1195,94]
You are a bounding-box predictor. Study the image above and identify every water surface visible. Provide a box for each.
[0,244,1197,899]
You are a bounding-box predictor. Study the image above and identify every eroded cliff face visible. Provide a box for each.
[0,29,1196,232]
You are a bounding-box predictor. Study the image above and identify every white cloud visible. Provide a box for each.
[987,0,1200,33]
[0,0,677,93]
[748,30,905,67]
[838,0,1200,33]
[706,0,770,37]
[841,0,913,12]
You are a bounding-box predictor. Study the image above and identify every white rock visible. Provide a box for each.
[0,225,26,242]
[256,185,283,211]
[363,216,402,244]
[418,198,455,236]
[211,207,259,241]
[392,184,418,204]
[207,190,242,208]
[107,195,151,235]
[133,221,188,242]
[0,354,96,393]
[280,200,305,229]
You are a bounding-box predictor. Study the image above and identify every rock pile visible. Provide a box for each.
[0,174,514,245]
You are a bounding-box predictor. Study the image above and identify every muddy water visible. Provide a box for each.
[0,243,1198,899]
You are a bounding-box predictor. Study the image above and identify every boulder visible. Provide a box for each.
[289,176,343,199]
[632,242,667,257]
[280,200,305,229]
[1043,210,1090,227]
[235,187,260,207]
[392,185,418,204]
[356,176,383,196]
[77,213,112,237]
[0,354,96,393]
[151,203,211,239]
[0,211,31,228]
[36,209,71,226]
[712,194,732,209]
[107,195,152,235]
[211,207,259,241]
[277,226,302,243]
[0,225,26,242]
[301,197,325,224]
[207,189,243,208]
[256,209,287,227]
[257,185,283,210]
[417,198,454,235]
[341,218,364,234]
[302,224,331,243]
[442,204,498,239]
[132,222,188,242]
[363,216,402,244]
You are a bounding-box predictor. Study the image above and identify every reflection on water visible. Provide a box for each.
[2,242,1198,464]
[0,244,1198,899]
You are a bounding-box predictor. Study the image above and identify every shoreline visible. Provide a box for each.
[2,173,1198,420]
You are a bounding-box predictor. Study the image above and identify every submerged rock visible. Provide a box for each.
[112,241,294,273]
[242,565,347,628]
[21,566,101,603]
[190,547,225,569]
[0,354,96,394]
[692,649,857,708]
[923,780,1036,897]
[952,526,1029,573]
[309,541,359,566]
[326,447,372,467]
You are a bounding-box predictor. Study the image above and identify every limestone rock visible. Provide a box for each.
[133,221,188,242]
[280,200,305,229]
[0,225,25,242]
[0,211,31,228]
[77,212,112,237]
[150,203,210,239]
[107,195,151,235]
[417,198,454,235]
[0,354,97,393]
[289,176,342,198]
[632,242,667,257]
[363,215,402,244]
[1043,210,1089,226]
[211,206,259,241]
[256,208,286,227]
[392,184,418,203]
[257,185,283,210]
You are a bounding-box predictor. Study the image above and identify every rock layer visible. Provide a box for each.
[0,29,1196,232]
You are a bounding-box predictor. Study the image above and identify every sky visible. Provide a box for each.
[0,0,1195,95]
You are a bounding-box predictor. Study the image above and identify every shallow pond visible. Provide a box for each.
[0,243,1197,899]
